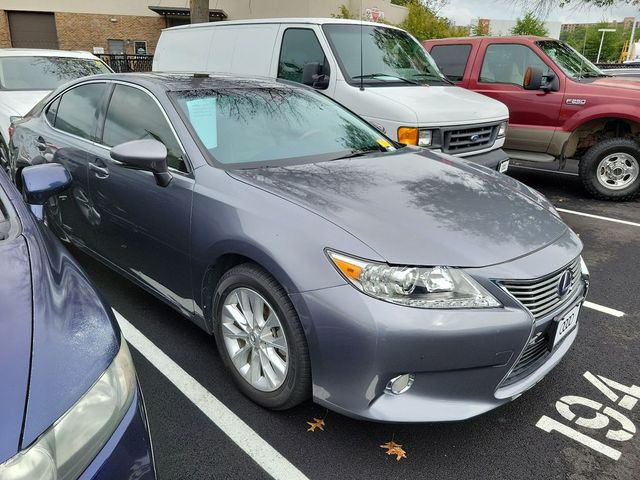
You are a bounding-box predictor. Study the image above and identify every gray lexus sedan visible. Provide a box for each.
[10,73,589,422]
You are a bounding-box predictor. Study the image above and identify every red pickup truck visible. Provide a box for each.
[423,36,640,200]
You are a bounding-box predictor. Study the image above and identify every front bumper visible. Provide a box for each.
[462,148,510,171]
[291,231,586,423]
[80,385,156,479]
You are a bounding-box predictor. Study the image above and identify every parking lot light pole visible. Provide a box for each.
[627,16,638,62]
[596,28,616,63]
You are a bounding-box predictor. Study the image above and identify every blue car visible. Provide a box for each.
[0,165,155,479]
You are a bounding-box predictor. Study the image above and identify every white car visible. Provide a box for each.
[0,49,111,172]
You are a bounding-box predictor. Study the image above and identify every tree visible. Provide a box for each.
[511,12,549,36]
[331,4,357,19]
[471,19,490,36]
[399,1,466,40]
[507,0,640,15]
[561,22,628,62]
[190,0,208,24]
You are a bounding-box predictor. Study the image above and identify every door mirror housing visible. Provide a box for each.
[110,139,172,187]
[523,66,543,90]
[302,62,330,89]
[21,163,72,220]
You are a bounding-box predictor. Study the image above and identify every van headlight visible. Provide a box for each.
[0,340,136,480]
[327,250,501,309]
[497,121,508,138]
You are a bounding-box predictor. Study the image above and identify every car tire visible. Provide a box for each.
[0,136,10,175]
[579,138,640,201]
[213,263,311,410]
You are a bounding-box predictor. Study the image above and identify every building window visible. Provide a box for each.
[134,41,148,55]
[107,39,125,55]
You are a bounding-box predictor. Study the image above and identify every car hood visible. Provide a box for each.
[362,85,508,126]
[229,149,568,267]
[591,76,640,91]
[0,236,33,463]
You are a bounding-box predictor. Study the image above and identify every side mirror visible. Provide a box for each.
[110,139,172,187]
[302,62,330,89]
[523,66,543,90]
[21,163,72,220]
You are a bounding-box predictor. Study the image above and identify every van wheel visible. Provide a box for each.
[579,138,640,201]
[213,263,311,410]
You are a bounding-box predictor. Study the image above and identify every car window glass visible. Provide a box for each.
[430,44,471,82]
[102,84,186,172]
[480,44,549,85]
[45,96,60,125]
[277,28,326,84]
[54,83,106,141]
[0,57,111,91]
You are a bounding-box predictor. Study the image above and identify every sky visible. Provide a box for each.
[439,0,639,25]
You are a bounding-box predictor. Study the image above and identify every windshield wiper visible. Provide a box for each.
[352,73,420,85]
[331,149,381,161]
[411,72,454,85]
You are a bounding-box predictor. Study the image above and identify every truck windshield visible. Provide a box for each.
[536,40,605,80]
[323,24,449,86]
[171,86,397,168]
[0,56,111,91]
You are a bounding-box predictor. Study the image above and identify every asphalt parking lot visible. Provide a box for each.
[71,164,640,480]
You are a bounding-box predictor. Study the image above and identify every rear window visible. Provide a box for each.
[430,44,472,82]
[0,56,111,91]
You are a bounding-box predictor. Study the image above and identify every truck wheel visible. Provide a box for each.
[579,138,640,201]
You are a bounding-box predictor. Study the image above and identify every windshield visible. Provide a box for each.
[0,56,111,91]
[536,40,605,79]
[171,86,396,167]
[323,24,448,86]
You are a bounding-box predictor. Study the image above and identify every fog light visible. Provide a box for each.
[386,373,415,395]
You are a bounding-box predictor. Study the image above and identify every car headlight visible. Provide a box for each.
[397,127,434,147]
[0,339,136,480]
[327,250,501,309]
[497,121,508,138]
[580,256,589,278]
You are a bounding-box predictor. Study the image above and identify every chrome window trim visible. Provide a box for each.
[42,79,193,177]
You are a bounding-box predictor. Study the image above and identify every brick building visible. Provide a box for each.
[561,16,638,33]
[0,0,407,56]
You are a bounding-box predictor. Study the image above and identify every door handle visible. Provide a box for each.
[36,136,47,151]
[89,162,109,178]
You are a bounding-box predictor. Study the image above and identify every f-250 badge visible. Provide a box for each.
[566,98,587,105]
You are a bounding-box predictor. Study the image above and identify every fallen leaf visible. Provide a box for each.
[380,440,407,461]
[306,418,325,432]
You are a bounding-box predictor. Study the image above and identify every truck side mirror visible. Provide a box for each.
[523,66,543,90]
[302,62,330,90]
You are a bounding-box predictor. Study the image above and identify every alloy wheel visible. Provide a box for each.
[596,152,639,191]
[221,287,289,392]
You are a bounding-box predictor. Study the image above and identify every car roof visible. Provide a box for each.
[165,17,403,32]
[78,72,305,92]
[424,35,553,43]
[0,48,100,59]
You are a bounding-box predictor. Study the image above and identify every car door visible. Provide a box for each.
[469,41,564,152]
[39,82,110,250]
[85,82,195,314]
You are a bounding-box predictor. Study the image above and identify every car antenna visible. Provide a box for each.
[360,0,364,91]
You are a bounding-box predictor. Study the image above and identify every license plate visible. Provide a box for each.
[499,160,509,173]
[553,304,580,347]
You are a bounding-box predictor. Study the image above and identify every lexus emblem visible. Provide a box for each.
[557,270,572,297]
[469,134,481,143]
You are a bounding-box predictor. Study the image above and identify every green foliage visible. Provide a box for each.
[470,20,489,36]
[511,12,549,36]
[331,4,357,19]
[560,23,629,63]
[398,1,467,40]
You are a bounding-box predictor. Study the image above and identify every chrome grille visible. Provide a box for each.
[503,332,550,386]
[442,122,499,154]
[501,257,581,321]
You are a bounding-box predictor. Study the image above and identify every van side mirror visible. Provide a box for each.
[110,139,172,187]
[523,66,543,90]
[21,163,72,220]
[302,62,330,90]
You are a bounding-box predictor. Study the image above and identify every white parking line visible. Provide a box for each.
[583,301,625,318]
[113,310,309,480]
[556,208,640,228]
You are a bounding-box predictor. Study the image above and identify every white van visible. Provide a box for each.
[154,18,510,171]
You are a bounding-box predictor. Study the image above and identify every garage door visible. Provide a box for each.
[8,11,59,49]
